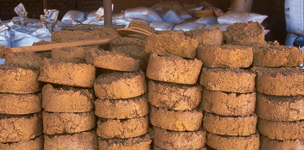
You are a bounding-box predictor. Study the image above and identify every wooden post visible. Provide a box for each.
[104,0,112,26]
[43,0,48,10]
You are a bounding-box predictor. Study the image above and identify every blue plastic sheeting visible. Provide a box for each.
[0,59,5,65]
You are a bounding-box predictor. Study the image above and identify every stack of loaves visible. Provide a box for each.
[252,43,304,149]
[38,47,97,150]
[146,52,205,150]
[88,49,152,150]
[0,52,43,150]
[197,44,259,150]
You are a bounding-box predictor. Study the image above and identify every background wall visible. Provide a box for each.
[0,0,286,43]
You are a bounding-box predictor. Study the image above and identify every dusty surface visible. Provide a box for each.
[153,145,207,150]
[185,28,223,46]
[44,131,97,150]
[95,94,148,119]
[224,21,264,45]
[148,80,202,110]
[94,71,146,99]
[38,58,96,88]
[146,53,203,85]
[52,46,88,63]
[202,89,256,116]
[5,52,44,70]
[129,21,156,34]
[85,48,140,71]
[200,67,256,93]
[153,126,206,150]
[257,93,304,121]
[43,111,95,135]
[51,27,118,42]
[254,67,304,96]
[150,106,203,131]
[0,93,41,115]
[110,37,146,47]
[42,84,93,113]
[157,30,184,35]
[207,132,260,150]
[260,135,304,150]
[258,118,304,140]
[96,116,148,139]
[251,43,303,67]
[203,112,257,136]
[197,45,253,68]
[98,134,152,150]
[145,34,198,59]
[0,114,42,143]
[0,65,40,94]
[0,135,43,150]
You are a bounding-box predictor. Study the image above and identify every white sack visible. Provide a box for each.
[150,22,174,31]
[125,7,162,22]
[173,22,205,31]
[218,11,268,24]
[285,0,304,35]
[160,10,184,24]
[61,10,86,25]
[0,25,11,47]
[195,16,218,25]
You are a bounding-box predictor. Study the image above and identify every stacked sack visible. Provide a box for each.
[87,49,152,149]
[197,44,259,150]
[145,32,205,149]
[251,43,304,149]
[0,52,43,149]
[38,47,97,150]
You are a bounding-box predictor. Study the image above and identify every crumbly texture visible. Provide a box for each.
[129,21,156,34]
[260,135,304,150]
[51,27,118,42]
[157,30,185,35]
[203,113,258,136]
[150,106,203,131]
[111,45,148,70]
[94,71,146,99]
[145,34,198,59]
[257,93,304,121]
[44,131,97,150]
[148,80,202,110]
[0,114,42,143]
[251,43,303,67]
[42,84,93,113]
[94,94,148,119]
[202,89,256,116]
[98,134,152,150]
[5,52,44,70]
[153,126,206,150]
[200,67,256,93]
[185,28,223,46]
[0,65,40,94]
[43,111,95,135]
[258,118,304,140]
[52,47,88,63]
[85,48,140,71]
[96,116,148,139]
[207,132,260,150]
[110,37,146,47]
[0,136,43,150]
[153,145,207,150]
[254,67,304,96]
[146,53,203,85]
[38,58,96,88]
[0,93,41,115]
[197,45,253,68]
[224,21,264,45]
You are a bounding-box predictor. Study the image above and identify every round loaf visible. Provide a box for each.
[146,53,203,85]
[148,80,202,110]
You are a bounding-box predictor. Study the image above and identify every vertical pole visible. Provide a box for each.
[43,0,48,10]
[103,0,112,26]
